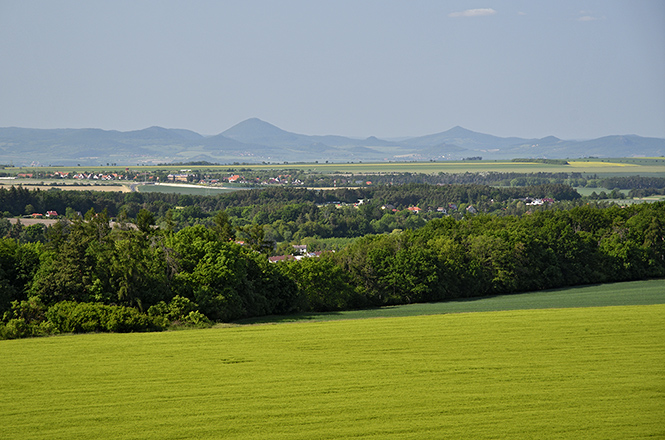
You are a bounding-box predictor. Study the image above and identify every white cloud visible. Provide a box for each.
[576,11,605,21]
[517,11,527,16]
[448,8,497,18]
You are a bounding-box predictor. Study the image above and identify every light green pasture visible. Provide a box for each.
[573,187,615,197]
[136,183,243,195]
[2,304,663,439]
[572,187,665,204]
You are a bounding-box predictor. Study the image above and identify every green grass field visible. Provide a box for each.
[2,282,664,439]
[572,187,665,204]
[136,183,243,196]
[236,278,665,324]
[572,187,615,197]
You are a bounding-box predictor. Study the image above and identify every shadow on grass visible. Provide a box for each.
[231,279,665,326]
[233,310,351,325]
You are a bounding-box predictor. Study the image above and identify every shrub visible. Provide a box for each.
[46,301,165,334]
[0,318,57,340]
[147,296,211,328]
[0,298,57,339]
[183,310,211,327]
[0,318,29,339]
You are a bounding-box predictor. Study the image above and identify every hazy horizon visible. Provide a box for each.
[2,118,663,142]
[1,1,664,140]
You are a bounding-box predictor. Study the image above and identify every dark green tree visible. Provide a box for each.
[135,209,155,234]
[212,210,235,241]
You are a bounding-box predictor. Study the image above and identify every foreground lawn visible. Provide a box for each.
[1,304,663,439]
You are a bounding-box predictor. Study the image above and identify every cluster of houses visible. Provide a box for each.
[381,203,477,214]
[46,171,129,180]
[28,211,58,219]
[226,174,305,186]
[15,170,345,187]
[14,171,155,181]
[166,174,191,182]
[378,198,555,215]
[261,175,305,185]
[524,197,554,206]
[73,172,127,180]
[268,245,325,263]
[165,173,306,186]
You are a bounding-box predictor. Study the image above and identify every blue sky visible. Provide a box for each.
[1,0,663,139]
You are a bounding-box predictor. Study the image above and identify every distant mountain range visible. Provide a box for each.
[1,118,664,166]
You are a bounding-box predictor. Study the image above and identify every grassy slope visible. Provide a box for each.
[1,304,663,439]
[237,278,665,324]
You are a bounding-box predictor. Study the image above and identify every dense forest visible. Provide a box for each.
[1,182,663,339]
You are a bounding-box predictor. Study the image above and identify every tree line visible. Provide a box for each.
[2,200,664,339]
[1,183,586,251]
[2,182,580,223]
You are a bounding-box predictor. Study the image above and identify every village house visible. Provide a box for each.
[527,197,554,206]
[167,174,190,182]
[268,250,328,263]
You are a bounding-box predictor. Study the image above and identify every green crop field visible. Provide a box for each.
[237,278,665,324]
[9,157,665,177]
[2,284,664,439]
[136,183,243,196]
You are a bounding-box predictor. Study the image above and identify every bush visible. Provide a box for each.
[0,318,57,340]
[0,318,29,339]
[0,298,57,339]
[46,301,166,334]
[183,310,211,327]
[147,296,212,328]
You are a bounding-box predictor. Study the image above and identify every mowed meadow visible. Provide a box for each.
[2,295,664,439]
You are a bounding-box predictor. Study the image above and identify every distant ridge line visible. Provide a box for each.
[1,118,663,166]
